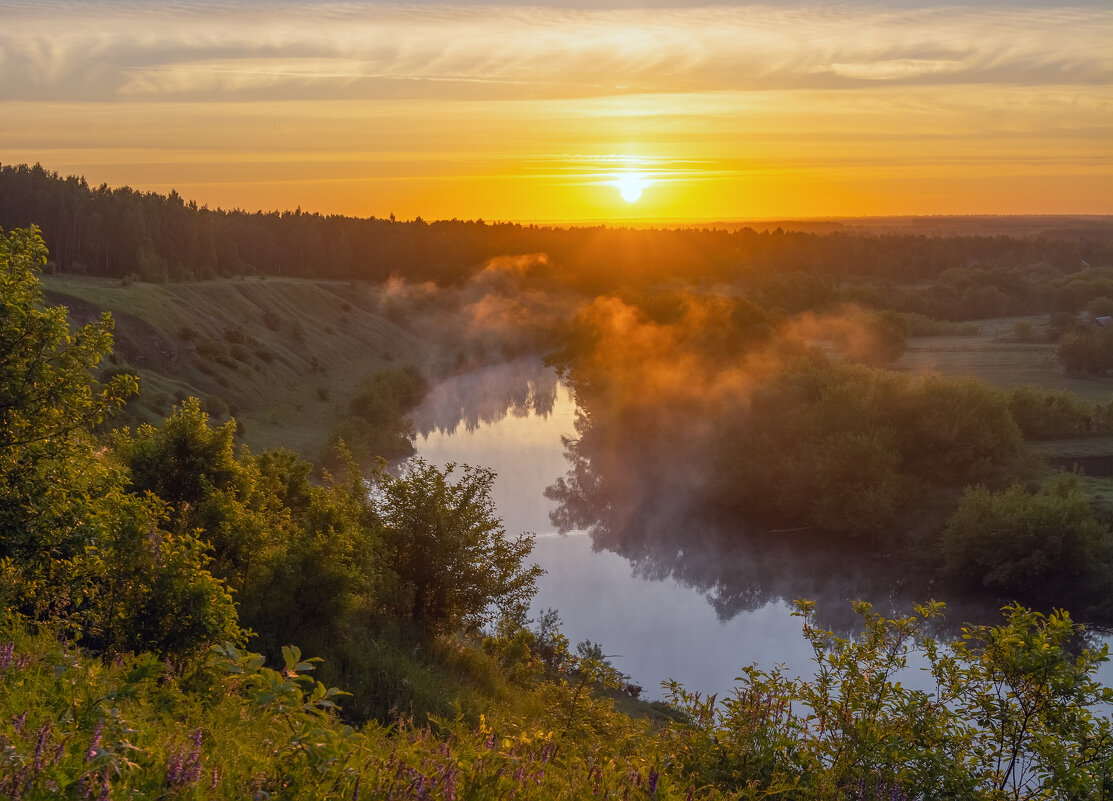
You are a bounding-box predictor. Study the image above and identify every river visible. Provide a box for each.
[409,357,1112,700]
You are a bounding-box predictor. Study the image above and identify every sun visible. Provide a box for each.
[610,172,653,203]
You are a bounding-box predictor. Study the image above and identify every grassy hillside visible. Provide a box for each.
[43,275,426,457]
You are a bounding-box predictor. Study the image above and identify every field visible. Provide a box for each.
[897,315,1113,403]
[898,316,1113,497]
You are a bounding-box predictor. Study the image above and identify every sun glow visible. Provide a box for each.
[611,172,653,203]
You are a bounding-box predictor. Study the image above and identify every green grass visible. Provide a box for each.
[44,275,426,457]
[897,315,1113,403]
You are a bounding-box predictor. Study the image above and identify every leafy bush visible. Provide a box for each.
[348,365,428,423]
[713,363,1023,535]
[1058,325,1113,374]
[1007,386,1111,439]
[376,460,544,634]
[665,601,1113,799]
[321,366,429,469]
[942,477,1113,603]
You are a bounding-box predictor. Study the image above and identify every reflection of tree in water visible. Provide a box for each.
[546,410,1009,638]
[411,357,559,437]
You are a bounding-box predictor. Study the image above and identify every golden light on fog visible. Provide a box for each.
[611,172,653,203]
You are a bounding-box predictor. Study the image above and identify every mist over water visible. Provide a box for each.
[409,358,1113,700]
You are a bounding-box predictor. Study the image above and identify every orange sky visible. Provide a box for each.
[1,1,1110,221]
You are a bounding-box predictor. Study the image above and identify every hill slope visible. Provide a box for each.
[44,275,425,457]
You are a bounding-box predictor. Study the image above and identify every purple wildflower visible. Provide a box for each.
[648,768,659,797]
[165,728,204,786]
[352,776,360,801]
[32,722,51,772]
[86,722,104,762]
[0,642,13,670]
[10,768,27,801]
[166,747,184,786]
[12,711,27,733]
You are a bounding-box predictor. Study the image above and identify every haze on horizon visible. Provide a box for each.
[1,0,1110,222]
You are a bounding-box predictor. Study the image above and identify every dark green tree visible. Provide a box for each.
[0,226,137,563]
[1058,325,1113,375]
[0,227,238,657]
[114,399,274,592]
[942,477,1113,603]
[375,459,543,633]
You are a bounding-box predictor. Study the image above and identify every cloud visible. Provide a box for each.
[1,2,1109,102]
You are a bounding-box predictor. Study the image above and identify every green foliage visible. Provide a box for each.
[3,599,1113,799]
[0,226,137,566]
[246,448,382,656]
[942,478,1113,603]
[0,615,676,800]
[348,365,428,423]
[375,460,544,633]
[715,363,1023,536]
[1006,385,1112,439]
[322,365,428,470]
[0,229,237,659]
[1058,325,1113,375]
[114,399,272,590]
[116,405,388,658]
[664,601,1113,799]
[943,606,1113,798]
[82,489,241,659]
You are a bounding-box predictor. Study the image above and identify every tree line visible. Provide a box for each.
[2,163,1110,301]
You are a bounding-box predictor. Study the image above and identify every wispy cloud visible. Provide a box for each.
[1,1,1108,217]
[1,2,1109,102]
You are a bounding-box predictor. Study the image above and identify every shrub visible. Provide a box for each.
[1007,385,1107,439]
[1058,325,1113,374]
[942,477,1113,601]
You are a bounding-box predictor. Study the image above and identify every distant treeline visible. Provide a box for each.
[2,163,1111,292]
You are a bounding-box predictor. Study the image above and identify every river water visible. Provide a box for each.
[410,357,1112,700]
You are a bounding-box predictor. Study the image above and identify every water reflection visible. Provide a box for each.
[411,360,1111,696]
[412,357,558,437]
[539,375,1014,639]
[546,422,1003,638]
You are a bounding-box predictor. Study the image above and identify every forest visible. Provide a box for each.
[3,163,1113,797]
[3,163,1112,300]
